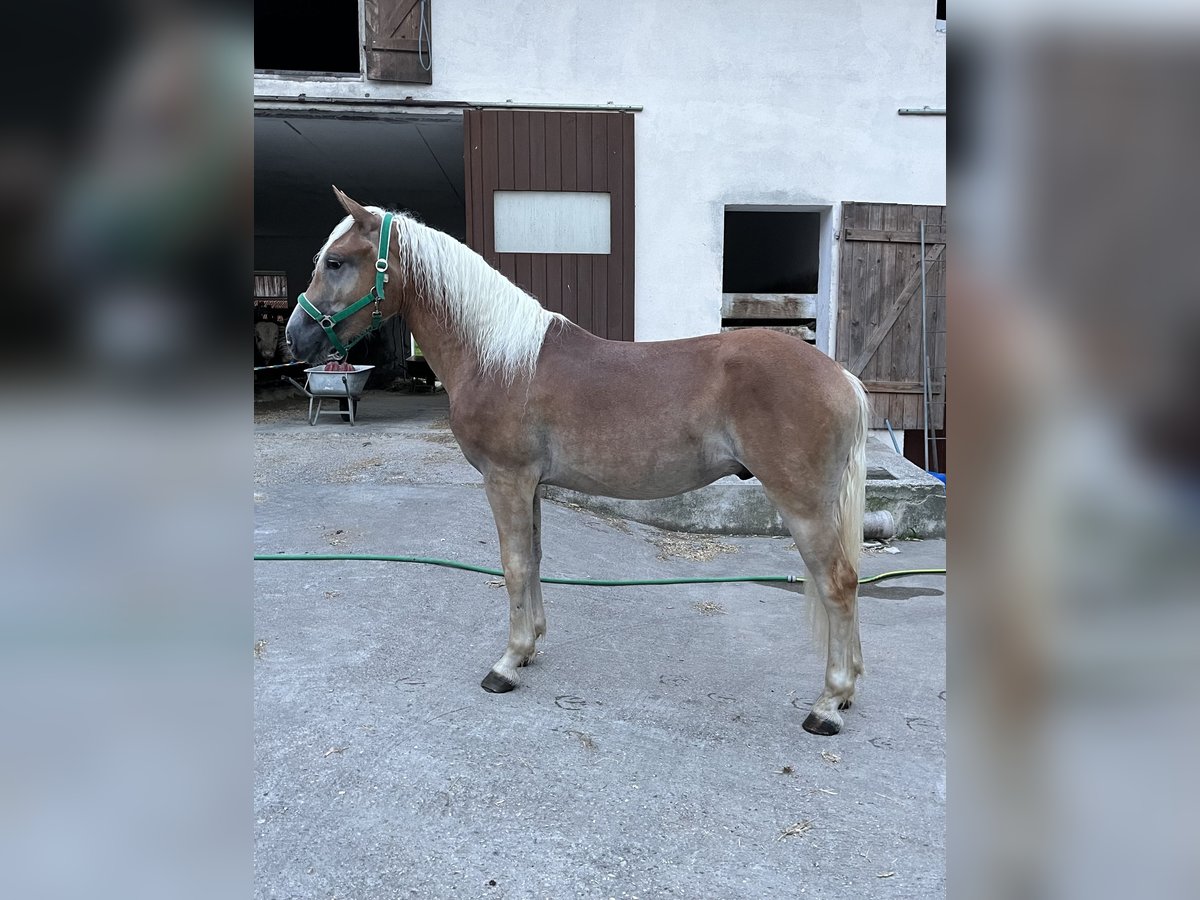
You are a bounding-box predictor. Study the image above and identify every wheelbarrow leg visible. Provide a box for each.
[340,376,358,425]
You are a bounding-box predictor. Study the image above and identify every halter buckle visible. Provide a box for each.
[319,315,335,330]
[375,258,389,273]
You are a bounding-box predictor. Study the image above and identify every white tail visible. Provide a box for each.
[808,370,870,658]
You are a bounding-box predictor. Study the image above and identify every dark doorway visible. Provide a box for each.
[254,113,466,377]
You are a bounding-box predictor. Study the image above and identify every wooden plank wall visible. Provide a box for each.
[253,272,289,299]
[836,202,946,431]
[464,109,635,341]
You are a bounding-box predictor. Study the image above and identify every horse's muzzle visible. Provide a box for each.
[284,309,326,363]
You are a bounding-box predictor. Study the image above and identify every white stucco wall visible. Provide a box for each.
[255,0,946,350]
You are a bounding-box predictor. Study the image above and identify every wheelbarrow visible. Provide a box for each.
[285,364,374,425]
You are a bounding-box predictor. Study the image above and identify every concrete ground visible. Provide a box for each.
[255,389,946,899]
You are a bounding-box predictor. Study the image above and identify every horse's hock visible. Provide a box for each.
[542,436,945,539]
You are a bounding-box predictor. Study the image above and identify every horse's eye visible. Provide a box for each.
[326,258,342,270]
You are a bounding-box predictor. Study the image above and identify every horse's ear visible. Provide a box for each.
[332,185,376,232]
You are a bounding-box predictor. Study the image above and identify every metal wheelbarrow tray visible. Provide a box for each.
[285,364,374,425]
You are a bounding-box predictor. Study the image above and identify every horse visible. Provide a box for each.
[286,187,870,736]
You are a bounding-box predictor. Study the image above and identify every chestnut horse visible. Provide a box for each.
[287,188,870,735]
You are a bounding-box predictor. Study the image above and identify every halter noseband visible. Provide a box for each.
[296,212,394,360]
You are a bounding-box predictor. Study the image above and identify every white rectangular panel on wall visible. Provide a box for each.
[493,191,611,254]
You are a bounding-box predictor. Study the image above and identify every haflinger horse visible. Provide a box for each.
[287,187,870,736]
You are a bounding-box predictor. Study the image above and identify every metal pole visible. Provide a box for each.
[884,418,902,455]
[920,221,931,473]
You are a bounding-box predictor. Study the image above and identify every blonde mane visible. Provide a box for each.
[319,209,564,380]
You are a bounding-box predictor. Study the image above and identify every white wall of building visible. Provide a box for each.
[255,0,945,350]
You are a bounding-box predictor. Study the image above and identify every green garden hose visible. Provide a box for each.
[253,553,945,587]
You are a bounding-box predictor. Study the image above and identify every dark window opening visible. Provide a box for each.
[937,0,946,22]
[723,210,821,294]
[255,0,360,74]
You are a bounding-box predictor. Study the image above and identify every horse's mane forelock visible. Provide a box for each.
[329,207,563,380]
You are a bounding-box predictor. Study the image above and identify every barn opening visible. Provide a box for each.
[720,207,828,347]
[253,112,466,378]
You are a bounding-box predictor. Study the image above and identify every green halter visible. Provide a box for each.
[296,212,394,360]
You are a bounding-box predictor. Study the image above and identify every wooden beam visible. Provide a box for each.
[861,380,926,393]
[849,242,945,376]
[843,227,947,244]
[367,39,423,51]
[721,293,817,319]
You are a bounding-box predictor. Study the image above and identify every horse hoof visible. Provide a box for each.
[839,699,853,710]
[802,712,842,736]
[481,671,517,693]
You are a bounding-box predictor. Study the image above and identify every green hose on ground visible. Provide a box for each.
[253,553,945,587]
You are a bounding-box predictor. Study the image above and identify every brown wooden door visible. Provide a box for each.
[836,202,946,431]
[464,109,635,340]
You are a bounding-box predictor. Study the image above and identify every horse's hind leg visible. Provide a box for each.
[480,470,540,693]
[783,513,864,735]
[529,489,547,643]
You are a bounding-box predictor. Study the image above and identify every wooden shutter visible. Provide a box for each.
[836,202,947,431]
[463,109,636,341]
[364,0,433,84]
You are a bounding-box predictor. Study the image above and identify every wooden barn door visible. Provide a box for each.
[836,202,947,432]
[463,109,635,340]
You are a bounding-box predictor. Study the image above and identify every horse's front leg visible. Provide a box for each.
[480,471,540,693]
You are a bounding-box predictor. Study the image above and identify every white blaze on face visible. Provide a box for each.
[314,215,355,269]
[285,215,358,360]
